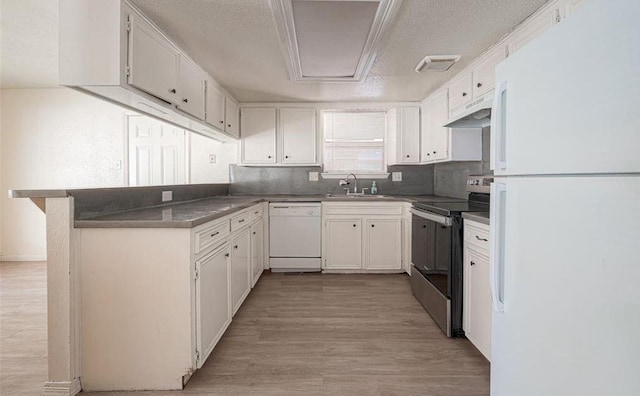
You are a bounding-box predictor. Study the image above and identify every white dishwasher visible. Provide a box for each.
[269,202,321,272]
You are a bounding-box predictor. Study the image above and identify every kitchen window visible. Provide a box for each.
[322,111,388,177]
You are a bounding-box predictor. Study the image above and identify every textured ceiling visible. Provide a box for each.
[131,0,547,102]
[1,0,59,88]
[1,0,548,101]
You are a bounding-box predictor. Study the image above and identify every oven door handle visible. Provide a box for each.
[410,208,452,226]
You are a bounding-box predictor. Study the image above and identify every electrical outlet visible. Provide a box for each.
[392,172,402,182]
[309,172,319,182]
[113,160,122,170]
[209,154,216,164]
[162,191,173,202]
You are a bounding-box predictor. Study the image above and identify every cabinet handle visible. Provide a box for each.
[462,92,467,97]
[371,224,375,228]
[268,155,272,159]
[169,88,176,94]
[210,231,219,237]
[238,219,245,223]
[426,153,430,156]
[406,155,410,158]
[254,211,259,214]
[219,120,224,124]
[225,253,230,257]
[285,155,289,159]
[433,151,436,154]
[475,235,488,241]
[470,261,476,266]
[183,98,188,103]
[228,124,231,128]
[234,245,238,249]
[353,224,357,227]
[477,83,482,88]
[253,231,256,235]
[422,225,427,228]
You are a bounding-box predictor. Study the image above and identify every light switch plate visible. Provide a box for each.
[309,172,319,182]
[392,172,402,182]
[162,191,173,202]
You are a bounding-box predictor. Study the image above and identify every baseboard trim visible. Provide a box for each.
[42,378,81,396]
[0,255,47,262]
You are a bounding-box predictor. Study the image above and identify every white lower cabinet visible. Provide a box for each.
[250,219,264,287]
[231,227,251,315]
[463,220,492,360]
[323,203,404,271]
[364,218,402,270]
[324,218,363,269]
[195,242,231,368]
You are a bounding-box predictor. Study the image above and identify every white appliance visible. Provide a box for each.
[269,202,322,272]
[489,1,640,395]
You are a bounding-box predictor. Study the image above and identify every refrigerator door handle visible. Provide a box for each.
[490,182,506,313]
[490,81,508,171]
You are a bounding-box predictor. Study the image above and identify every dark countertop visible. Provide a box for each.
[74,194,464,229]
[462,212,490,226]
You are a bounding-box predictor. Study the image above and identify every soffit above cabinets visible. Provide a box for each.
[270,0,402,82]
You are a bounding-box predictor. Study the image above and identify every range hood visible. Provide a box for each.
[444,90,494,128]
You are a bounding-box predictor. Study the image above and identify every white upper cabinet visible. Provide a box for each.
[429,90,450,162]
[398,107,421,164]
[205,80,226,129]
[59,0,239,142]
[177,56,205,119]
[225,98,239,137]
[240,107,318,166]
[387,106,420,165]
[447,73,473,112]
[472,49,505,98]
[127,12,180,104]
[240,108,277,164]
[280,108,317,165]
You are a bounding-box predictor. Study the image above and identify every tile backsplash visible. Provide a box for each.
[229,164,435,196]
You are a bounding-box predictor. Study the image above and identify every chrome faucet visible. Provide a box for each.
[339,173,366,195]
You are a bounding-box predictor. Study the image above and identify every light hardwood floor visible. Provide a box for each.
[1,263,489,395]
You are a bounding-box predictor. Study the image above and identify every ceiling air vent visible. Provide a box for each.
[415,55,461,73]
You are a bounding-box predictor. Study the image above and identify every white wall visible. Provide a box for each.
[0,88,237,260]
[189,132,236,184]
[0,88,127,260]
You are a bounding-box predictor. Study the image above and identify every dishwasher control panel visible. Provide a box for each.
[269,203,321,217]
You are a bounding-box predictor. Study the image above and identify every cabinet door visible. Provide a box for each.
[463,248,492,360]
[195,243,231,368]
[420,100,435,163]
[324,218,362,269]
[472,48,506,98]
[364,218,402,270]
[240,108,277,164]
[280,108,317,164]
[231,229,251,315]
[250,220,264,287]
[398,107,420,164]
[127,13,179,104]
[177,56,205,119]
[205,80,226,129]
[431,90,450,161]
[225,98,239,137]
[448,73,473,111]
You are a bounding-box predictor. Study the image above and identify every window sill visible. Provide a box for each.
[321,173,390,180]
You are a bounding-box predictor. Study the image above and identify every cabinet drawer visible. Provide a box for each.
[464,221,490,253]
[250,205,264,221]
[194,220,230,254]
[231,210,251,232]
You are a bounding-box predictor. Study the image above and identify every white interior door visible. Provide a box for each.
[128,116,187,186]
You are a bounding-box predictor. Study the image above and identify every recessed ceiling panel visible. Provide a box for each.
[271,0,402,82]
[293,1,378,78]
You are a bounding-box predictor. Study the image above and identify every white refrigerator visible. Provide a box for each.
[489,0,640,395]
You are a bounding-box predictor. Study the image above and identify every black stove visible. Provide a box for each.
[410,175,493,337]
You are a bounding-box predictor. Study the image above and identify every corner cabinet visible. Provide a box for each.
[322,202,404,272]
[240,107,318,166]
[463,219,491,361]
